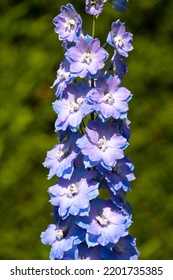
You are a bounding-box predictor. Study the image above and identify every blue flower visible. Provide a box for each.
[118,118,131,140]
[65,35,109,78]
[48,168,99,219]
[88,75,132,121]
[77,199,132,247]
[103,235,140,260]
[78,242,103,259]
[110,189,133,214]
[43,132,80,179]
[76,119,128,170]
[53,4,82,42]
[50,59,74,98]
[110,0,129,12]
[85,0,104,15]
[42,0,139,260]
[97,157,135,193]
[41,216,85,259]
[107,19,133,57]
[53,83,93,132]
[108,52,127,80]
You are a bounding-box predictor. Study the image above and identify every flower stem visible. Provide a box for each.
[92,16,96,38]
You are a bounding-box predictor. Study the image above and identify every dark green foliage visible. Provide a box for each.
[0,0,172,259]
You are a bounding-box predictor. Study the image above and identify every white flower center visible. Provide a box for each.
[98,136,108,151]
[55,229,63,240]
[82,52,92,64]
[56,148,64,160]
[65,18,76,30]
[58,69,70,80]
[114,35,123,47]
[69,101,80,113]
[67,183,79,197]
[76,97,84,106]
[102,93,114,104]
[69,97,84,113]
[96,214,109,226]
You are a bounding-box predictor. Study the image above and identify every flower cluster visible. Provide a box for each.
[41,0,139,260]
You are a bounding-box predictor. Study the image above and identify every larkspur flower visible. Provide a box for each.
[77,199,132,247]
[118,118,131,140]
[76,119,128,170]
[100,181,132,212]
[42,1,138,260]
[41,216,85,259]
[107,19,133,57]
[78,243,103,259]
[85,0,104,15]
[53,4,82,42]
[88,75,132,121]
[53,83,93,132]
[108,52,127,80]
[102,235,139,260]
[97,157,135,193]
[50,59,74,98]
[110,0,129,12]
[43,132,80,179]
[48,168,99,219]
[110,189,133,213]
[65,35,109,78]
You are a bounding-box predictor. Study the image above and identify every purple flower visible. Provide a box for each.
[53,4,82,42]
[110,0,129,12]
[88,75,132,121]
[108,52,127,80]
[50,59,74,98]
[104,235,140,260]
[53,83,93,132]
[48,168,99,219]
[100,182,133,213]
[65,35,109,78]
[97,157,135,193]
[41,216,85,259]
[118,118,131,140]
[85,0,104,15]
[76,119,127,170]
[78,243,103,259]
[110,189,133,213]
[42,0,138,261]
[107,19,133,57]
[77,199,131,247]
[43,132,80,179]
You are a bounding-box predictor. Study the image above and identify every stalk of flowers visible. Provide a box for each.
[41,0,139,260]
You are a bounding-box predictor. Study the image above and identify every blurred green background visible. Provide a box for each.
[0,0,173,259]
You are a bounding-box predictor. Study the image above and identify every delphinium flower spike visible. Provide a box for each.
[41,0,139,260]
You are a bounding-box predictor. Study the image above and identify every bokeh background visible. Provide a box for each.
[0,0,173,259]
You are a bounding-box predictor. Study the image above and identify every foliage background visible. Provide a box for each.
[0,0,173,259]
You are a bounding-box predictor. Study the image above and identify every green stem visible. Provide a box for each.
[80,123,84,134]
[82,119,86,129]
[102,42,108,48]
[92,16,96,38]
